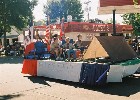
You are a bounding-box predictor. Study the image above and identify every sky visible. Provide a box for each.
[33,0,123,23]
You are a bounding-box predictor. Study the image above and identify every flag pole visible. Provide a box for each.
[60,17,65,40]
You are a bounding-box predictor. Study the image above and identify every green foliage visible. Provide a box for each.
[44,0,84,22]
[133,0,139,5]
[104,18,117,24]
[0,0,38,37]
[34,20,46,26]
[122,13,140,36]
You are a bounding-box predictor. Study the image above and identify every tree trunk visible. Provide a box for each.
[3,30,7,48]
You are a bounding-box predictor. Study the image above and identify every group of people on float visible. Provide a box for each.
[34,33,86,61]
[50,34,86,61]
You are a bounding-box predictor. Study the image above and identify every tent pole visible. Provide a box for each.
[113,9,116,36]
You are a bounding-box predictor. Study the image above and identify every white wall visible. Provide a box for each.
[9,38,13,45]
[1,39,4,46]
[18,34,24,42]
[65,32,100,41]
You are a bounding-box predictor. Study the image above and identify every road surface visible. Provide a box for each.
[0,57,140,100]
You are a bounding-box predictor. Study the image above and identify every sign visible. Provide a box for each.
[65,23,132,33]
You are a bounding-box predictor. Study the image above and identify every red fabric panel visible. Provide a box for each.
[65,23,132,33]
[99,0,140,7]
[21,59,37,76]
[52,22,133,33]
[47,45,50,51]
[76,50,81,58]
[24,42,35,56]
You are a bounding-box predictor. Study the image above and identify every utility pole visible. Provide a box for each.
[84,0,91,21]
[3,2,7,48]
[113,9,116,36]
[46,0,49,25]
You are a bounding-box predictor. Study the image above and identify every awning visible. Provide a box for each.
[0,35,19,39]
[98,0,140,14]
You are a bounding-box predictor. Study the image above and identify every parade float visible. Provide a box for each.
[22,0,140,86]
[21,23,140,86]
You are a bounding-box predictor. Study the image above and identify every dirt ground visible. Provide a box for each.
[0,56,140,100]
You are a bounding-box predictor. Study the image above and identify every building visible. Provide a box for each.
[53,22,133,42]
[0,27,23,46]
[22,22,133,46]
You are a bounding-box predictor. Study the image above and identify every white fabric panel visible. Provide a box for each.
[107,64,140,82]
[123,64,139,77]
[136,65,140,73]
[37,60,83,82]
[107,65,124,82]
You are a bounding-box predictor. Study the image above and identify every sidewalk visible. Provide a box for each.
[0,57,140,100]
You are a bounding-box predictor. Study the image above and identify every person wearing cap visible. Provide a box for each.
[74,34,87,53]
[51,34,62,46]
[63,37,76,60]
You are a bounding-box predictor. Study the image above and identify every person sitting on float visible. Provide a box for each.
[50,37,62,60]
[63,37,76,61]
[74,34,87,53]
[51,34,62,46]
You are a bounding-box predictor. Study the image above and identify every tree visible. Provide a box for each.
[89,18,104,24]
[34,20,46,26]
[44,0,84,23]
[104,18,118,24]
[122,13,140,36]
[0,0,37,47]
[133,0,139,5]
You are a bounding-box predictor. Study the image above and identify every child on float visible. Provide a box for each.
[74,34,87,53]
[50,37,62,60]
[63,37,76,61]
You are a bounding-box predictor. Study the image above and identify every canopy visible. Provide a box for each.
[98,0,140,14]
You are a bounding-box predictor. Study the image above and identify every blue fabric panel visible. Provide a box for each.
[79,63,110,86]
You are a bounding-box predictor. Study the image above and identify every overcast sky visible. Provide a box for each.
[33,0,123,23]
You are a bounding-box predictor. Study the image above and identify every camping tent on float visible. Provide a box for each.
[83,36,137,62]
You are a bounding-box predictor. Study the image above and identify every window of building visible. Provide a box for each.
[116,33,124,36]
[100,33,108,36]
[12,38,18,43]
[7,39,9,45]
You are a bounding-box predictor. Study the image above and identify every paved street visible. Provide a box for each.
[0,57,140,100]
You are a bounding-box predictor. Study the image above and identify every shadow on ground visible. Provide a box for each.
[92,75,140,97]
[0,56,23,64]
[25,76,51,87]
[25,75,140,97]
[0,94,23,100]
